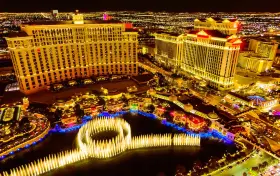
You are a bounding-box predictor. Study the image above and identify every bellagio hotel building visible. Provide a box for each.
[155,18,241,90]
[6,20,138,94]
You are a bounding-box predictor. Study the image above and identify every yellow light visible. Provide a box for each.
[2,118,201,176]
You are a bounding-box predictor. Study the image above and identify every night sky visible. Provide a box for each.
[1,0,280,12]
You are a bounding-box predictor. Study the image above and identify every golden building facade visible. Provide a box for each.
[155,30,241,90]
[6,23,138,94]
[274,55,280,65]
[238,52,273,73]
[154,33,183,68]
[72,14,84,24]
[194,18,239,35]
[238,39,278,73]
[248,39,278,60]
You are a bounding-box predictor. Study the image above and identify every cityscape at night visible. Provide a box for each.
[1,2,280,176]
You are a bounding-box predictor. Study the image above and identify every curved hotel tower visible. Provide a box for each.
[6,18,138,94]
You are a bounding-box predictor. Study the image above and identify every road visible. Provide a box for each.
[139,59,172,76]
[214,152,273,176]
[244,113,280,142]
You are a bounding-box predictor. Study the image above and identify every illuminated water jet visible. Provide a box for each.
[2,117,200,176]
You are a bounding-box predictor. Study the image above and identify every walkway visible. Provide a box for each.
[149,92,213,120]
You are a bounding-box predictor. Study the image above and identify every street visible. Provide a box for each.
[215,152,273,176]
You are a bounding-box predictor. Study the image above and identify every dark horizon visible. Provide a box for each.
[1,0,280,13]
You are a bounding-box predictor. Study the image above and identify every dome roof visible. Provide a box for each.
[169,95,177,101]
[184,104,193,111]
[208,112,218,119]
[147,89,156,95]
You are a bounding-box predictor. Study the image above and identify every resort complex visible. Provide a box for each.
[1,11,280,176]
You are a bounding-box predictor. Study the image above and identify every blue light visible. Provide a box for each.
[49,110,233,143]
[51,115,94,133]
[0,130,49,160]
[139,111,232,143]
[98,111,127,118]
[83,115,92,121]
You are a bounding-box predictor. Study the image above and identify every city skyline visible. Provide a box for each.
[2,0,280,12]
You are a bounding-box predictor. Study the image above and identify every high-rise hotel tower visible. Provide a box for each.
[6,20,138,94]
[155,29,241,90]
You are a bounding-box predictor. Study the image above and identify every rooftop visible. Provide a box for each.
[197,17,237,23]
[240,52,270,59]
[7,31,28,38]
[21,20,123,26]
[227,92,252,102]
[155,31,181,37]
[0,106,21,123]
[250,37,279,44]
[188,30,229,38]
[125,28,138,32]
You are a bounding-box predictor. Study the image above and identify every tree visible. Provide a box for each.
[121,95,129,104]
[91,89,102,97]
[262,161,268,168]
[90,75,97,82]
[54,109,62,121]
[19,117,30,126]
[98,98,106,107]
[171,73,179,78]
[75,104,84,118]
[175,165,186,176]
[163,111,172,122]
[11,121,19,130]
[193,160,203,171]
[146,104,155,113]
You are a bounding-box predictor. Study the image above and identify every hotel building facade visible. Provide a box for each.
[154,32,182,69]
[6,23,138,94]
[238,39,278,73]
[155,30,241,90]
